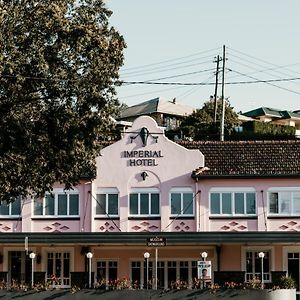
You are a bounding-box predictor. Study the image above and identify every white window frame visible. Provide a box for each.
[242,246,274,283]
[0,197,22,217]
[33,188,79,217]
[209,187,256,216]
[96,188,119,217]
[129,188,160,217]
[268,187,300,216]
[41,246,74,288]
[169,187,194,217]
[96,259,119,286]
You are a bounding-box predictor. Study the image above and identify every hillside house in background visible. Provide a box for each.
[118,97,194,130]
[241,107,300,136]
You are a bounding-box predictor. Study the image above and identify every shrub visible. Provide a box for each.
[274,275,297,289]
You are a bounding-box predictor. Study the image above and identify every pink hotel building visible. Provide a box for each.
[1,116,300,290]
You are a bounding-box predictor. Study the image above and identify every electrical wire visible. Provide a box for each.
[120,85,189,100]
[121,47,221,72]
[89,191,122,232]
[122,76,300,86]
[228,47,300,77]
[228,69,300,95]
[121,60,213,78]
[162,191,200,232]
[2,73,300,87]
[122,68,215,83]
[177,73,216,100]
[228,54,300,84]
[81,190,91,232]
[15,196,26,232]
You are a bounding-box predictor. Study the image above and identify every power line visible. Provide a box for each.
[121,60,213,78]
[122,76,300,86]
[121,47,221,72]
[227,47,300,77]
[120,85,188,100]
[88,191,122,232]
[228,69,300,96]
[2,73,300,87]
[177,73,216,100]
[228,54,300,83]
[162,191,200,232]
[121,68,215,83]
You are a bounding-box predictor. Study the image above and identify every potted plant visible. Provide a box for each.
[267,275,296,300]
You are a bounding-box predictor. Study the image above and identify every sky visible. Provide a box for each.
[105,0,300,113]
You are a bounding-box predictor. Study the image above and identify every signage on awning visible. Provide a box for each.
[147,237,167,247]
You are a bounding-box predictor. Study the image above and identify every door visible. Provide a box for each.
[288,252,299,291]
[9,251,31,286]
[157,261,165,289]
[47,252,70,287]
[96,260,118,289]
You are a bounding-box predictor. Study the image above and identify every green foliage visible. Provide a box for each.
[0,0,126,201]
[175,98,240,140]
[276,275,297,289]
[234,121,296,140]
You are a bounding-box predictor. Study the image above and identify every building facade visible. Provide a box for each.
[1,116,300,291]
[241,106,300,136]
[118,97,194,130]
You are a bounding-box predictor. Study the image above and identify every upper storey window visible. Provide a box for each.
[0,197,21,217]
[129,188,160,217]
[96,188,119,217]
[268,188,300,216]
[210,188,256,216]
[170,188,194,217]
[33,188,79,217]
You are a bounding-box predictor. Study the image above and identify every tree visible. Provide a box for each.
[0,0,126,202]
[178,98,240,140]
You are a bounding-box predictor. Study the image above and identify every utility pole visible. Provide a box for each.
[213,55,221,125]
[220,45,226,141]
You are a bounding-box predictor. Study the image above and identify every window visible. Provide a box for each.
[33,189,79,217]
[0,197,21,217]
[170,188,194,216]
[96,261,118,286]
[210,190,256,216]
[96,189,119,217]
[179,261,189,281]
[129,189,160,217]
[268,190,300,215]
[246,251,270,282]
[47,252,70,287]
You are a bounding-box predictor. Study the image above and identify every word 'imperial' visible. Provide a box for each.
[123,150,163,166]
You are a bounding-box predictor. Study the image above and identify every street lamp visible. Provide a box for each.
[258,252,265,289]
[201,252,208,289]
[144,252,150,289]
[201,251,208,261]
[86,252,93,288]
[29,252,36,288]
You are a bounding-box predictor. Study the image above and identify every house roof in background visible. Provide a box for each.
[119,97,194,119]
[178,140,300,178]
[242,107,300,120]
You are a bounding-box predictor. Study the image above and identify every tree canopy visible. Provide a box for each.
[0,0,126,202]
[178,98,240,140]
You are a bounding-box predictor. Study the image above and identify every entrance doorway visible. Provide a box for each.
[8,251,31,285]
[46,252,70,287]
[288,252,299,291]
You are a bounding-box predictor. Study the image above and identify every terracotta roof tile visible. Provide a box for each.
[178,140,300,178]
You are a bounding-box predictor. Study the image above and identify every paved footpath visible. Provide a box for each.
[0,289,284,300]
